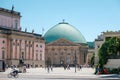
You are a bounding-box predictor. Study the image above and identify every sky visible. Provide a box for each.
[0,0,120,42]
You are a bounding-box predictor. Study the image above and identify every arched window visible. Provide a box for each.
[2,50,5,59]
[66,56,70,64]
[84,53,86,63]
[36,53,38,60]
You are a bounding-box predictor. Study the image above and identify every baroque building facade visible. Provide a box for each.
[0,7,45,67]
[44,22,88,66]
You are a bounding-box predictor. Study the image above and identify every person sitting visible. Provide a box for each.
[12,67,19,76]
[103,68,109,74]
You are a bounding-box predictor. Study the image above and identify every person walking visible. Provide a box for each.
[23,65,26,73]
[47,65,50,73]
[50,65,53,71]
[79,65,82,71]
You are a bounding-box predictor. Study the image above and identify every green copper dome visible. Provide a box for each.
[44,22,87,44]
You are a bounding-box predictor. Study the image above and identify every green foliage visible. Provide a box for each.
[90,53,95,67]
[108,67,120,74]
[98,37,120,68]
[108,37,120,55]
[111,68,119,74]
[98,42,109,68]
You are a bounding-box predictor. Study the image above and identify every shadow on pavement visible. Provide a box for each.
[98,74,120,79]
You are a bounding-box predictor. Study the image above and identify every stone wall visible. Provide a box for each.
[104,59,120,68]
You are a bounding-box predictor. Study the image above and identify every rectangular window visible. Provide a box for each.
[67,53,70,55]
[15,22,18,29]
[15,20,18,29]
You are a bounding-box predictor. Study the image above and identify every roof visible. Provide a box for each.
[44,22,87,44]
[87,42,95,49]
[0,26,42,38]
[0,7,21,16]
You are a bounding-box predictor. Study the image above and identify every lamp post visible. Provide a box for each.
[74,50,77,73]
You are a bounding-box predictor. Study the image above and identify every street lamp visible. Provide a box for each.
[72,49,77,73]
[74,50,77,73]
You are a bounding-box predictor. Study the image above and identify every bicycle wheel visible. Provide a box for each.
[14,74,19,78]
[7,73,12,78]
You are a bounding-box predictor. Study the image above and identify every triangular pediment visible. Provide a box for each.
[46,38,79,46]
[1,47,5,49]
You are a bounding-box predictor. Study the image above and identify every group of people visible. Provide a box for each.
[77,65,82,71]
[63,64,70,70]
[95,67,109,74]
[63,64,83,71]
[46,65,53,73]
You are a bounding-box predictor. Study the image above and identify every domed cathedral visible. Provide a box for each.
[44,21,88,66]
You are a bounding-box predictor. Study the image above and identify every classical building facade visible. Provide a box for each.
[95,31,120,68]
[0,7,45,67]
[44,22,88,66]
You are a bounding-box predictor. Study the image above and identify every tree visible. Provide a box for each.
[98,42,109,68]
[90,53,95,67]
[107,37,120,58]
[98,37,120,68]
